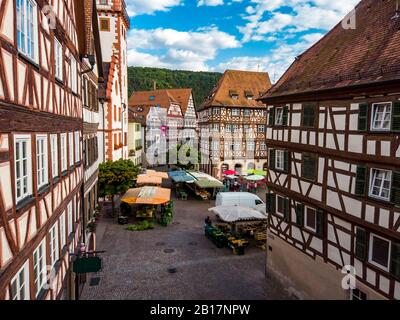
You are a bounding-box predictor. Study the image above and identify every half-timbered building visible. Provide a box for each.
[259,0,400,300]
[0,0,102,300]
[97,0,129,161]
[198,70,271,178]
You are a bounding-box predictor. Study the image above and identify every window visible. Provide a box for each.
[70,56,78,93]
[260,142,267,150]
[14,136,32,203]
[60,134,67,172]
[371,102,392,131]
[11,262,29,300]
[369,233,391,271]
[232,109,240,116]
[369,168,392,201]
[233,124,240,132]
[277,196,285,216]
[59,213,66,249]
[258,125,265,133]
[33,240,46,296]
[234,142,241,151]
[49,223,59,268]
[212,108,220,115]
[275,107,284,126]
[74,132,80,163]
[247,141,255,151]
[16,0,36,60]
[54,38,63,80]
[244,109,251,117]
[68,132,74,167]
[226,124,233,133]
[302,105,316,127]
[302,153,317,181]
[305,207,317,232]
[212,141,220,151]
[351,289,367,301]
[50,135,58,178]
[212,123,219,132]
[36,136,48,189]
[99,18,110,31]
[67,202,73,235]
[149,95,155,101]
[275,150,285,171]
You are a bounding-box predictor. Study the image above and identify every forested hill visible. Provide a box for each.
[127,67,223,108]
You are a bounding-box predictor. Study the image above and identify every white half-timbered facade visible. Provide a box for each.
[259,0,400,300]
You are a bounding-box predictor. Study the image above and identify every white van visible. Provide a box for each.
[215,192,264,209]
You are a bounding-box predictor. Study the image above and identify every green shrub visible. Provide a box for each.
[126,220,154,231]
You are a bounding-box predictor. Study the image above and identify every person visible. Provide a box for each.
[205,216,212,226]
[234,180,239,192]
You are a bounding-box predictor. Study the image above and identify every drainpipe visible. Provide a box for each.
[99,98,106,163]
[122,103,127,158]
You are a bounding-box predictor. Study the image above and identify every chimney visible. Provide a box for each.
[153,81,157,91]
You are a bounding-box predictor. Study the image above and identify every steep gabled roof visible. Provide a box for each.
[260,0,400,100]
[199,70,271,110]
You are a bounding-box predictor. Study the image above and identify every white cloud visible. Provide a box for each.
[127,27,241,71]
[197,0,224,6]
[126,0,182,16]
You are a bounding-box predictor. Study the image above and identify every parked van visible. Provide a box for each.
[215,192,264,209]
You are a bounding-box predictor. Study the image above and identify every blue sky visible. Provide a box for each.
[126,0,359,81]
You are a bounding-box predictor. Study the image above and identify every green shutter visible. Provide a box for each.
[358,103,368,131]
[392,101,400,132]
[269,108,275,126]
[355,228,367,261]
[391,171,400,206]
[266,193,276,214]
[282,106,289,126]
[283,198,291,222]
[316,209,324,237]
[269,149,275,170]
[355,166,367,196]
[296,203,304,227]
[303,105,316,127]
[390,241,400,280]
[302,153,317,181]
[284,150,290,173]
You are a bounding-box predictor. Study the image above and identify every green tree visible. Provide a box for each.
[98,159,140,214]
[168,144,201,171]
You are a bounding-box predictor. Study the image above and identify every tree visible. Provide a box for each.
[98,159,140,214]
[168,144,201,171]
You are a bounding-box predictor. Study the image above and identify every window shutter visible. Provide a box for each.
[316,209,324,237]
[296,203,304,227]
[355,166,367,196]
[392,101,400,132]
[355,228,367,261]
[269,108,275,126]
[302,153,317,181]
[358,103,368,131]
[391,171,400,206]
[390,241,400,280]
[282,106,289,126]
[269,149,275,170]
[283,198,290,222]
[266,193,276,214]
[283,150,290,173]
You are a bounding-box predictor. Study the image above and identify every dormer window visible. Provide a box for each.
[229,90,239,100]
[245,90,254,100]
[137,107,144,112]
[149,96,155,101]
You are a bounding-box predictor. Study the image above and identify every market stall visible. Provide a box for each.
[136,174,163,186]
[187,171,224,200]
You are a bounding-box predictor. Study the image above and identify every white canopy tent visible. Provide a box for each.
[208,205,267,223]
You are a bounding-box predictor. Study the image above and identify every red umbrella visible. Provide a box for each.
[223,170,238,175]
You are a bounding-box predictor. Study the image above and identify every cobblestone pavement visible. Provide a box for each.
[81,192,288,300]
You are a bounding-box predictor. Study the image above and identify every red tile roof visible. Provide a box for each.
[199,70,271,110]
[260,0,400,100]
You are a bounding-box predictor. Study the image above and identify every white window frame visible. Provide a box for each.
[49,222,59,268]
[14,135,32,203]
[70,56,78,93]
[275,150,285,171]
[54,38,63,80]
[60,133,67,172]
[304,206,317,233]
[258,125,266,133]
[368,233,391,272]
[244,109,251,117]
[74,131,80,163]
[36,135,48,189]
[67,202,73,235]
[212,123,219,132]
[10,261,30,300]
[232,109,240,117]
[369,168,392,201]
[50,134,58,178]
[59,212,66,249]
[275,107,284,126]
[33,239,46,296]
[16,0,37,61]
[234,141,241,151]
[247,141,255,151]
[350,288,367,301]
[68,132,74,167]
[371,102,392,132]
[260,142,267,151]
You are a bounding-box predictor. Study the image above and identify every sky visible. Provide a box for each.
[126,0,360,82]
